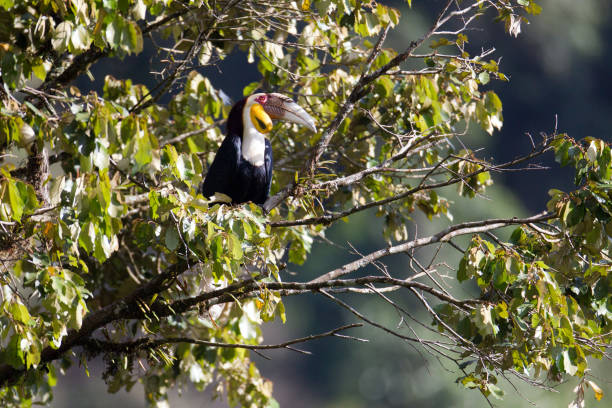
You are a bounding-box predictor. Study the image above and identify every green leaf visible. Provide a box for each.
[478,71,490,85]
[32,63,48,81]
[228,233,243,260]
[376,76,394,97]
[92,144,110,170]
[165,227,180,251]
[526,2,542,15]
[487,383,505,400]
[106,17,122,49]
[79,221,95,254]
[118,0,130,13]
[134,132,153,169]
[473,305,499,337]
[495,302,509,319]
[47,363,57,387]
[0,0,14,10]
[557,349,578,375]
[7,181,24,221]
[484,91,502,113]
[243,82,260,96]
[457,257,467,281]
[430,38,452,48]
[26,340,41,368]
[459,374,480,389]
[492,260,508,289]
[276,300,286,324]
[566,204,585,227]
[52,21,73,53]
[70,25,92,53]
[1,335,24,368]
[265,398,280,408]
[9,302,31,324]
[211,235,223,260]
[149,191,160,219]
[123,21,143,54]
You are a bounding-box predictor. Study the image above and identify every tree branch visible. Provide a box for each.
[308,212,555,283]
[34,8,194,98]
[0,260,187,387]
[80,323,365,356]
[269,139,554,228]
[263,0,455,213]
[0,209,556,387]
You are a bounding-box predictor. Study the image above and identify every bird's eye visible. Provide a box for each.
[255,116,267,131]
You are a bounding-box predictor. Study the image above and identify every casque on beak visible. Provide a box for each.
[262,93,317,133]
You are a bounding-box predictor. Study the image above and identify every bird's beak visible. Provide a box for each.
[262,93,317,133]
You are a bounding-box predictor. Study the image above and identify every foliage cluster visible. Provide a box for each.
[0,1,609,407]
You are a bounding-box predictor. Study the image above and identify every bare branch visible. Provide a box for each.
[80,323,364,355]
[159,119,225,147]
[309,212,555,283]
[270,138,554,228]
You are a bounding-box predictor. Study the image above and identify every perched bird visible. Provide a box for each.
[201,93,316,205]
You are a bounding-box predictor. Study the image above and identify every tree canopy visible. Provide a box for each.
[0,1,610,407]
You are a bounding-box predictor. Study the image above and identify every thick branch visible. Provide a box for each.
[0,208,554,387]
[163,275,485,318]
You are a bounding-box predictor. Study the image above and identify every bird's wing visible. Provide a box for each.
[263,138,273,198]
[201,135,240,199]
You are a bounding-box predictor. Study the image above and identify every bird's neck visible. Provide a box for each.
[241,108,266,167]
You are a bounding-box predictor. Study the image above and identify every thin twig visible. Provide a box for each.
[80,323,364,355]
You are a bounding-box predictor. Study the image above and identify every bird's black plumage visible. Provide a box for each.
[201,98,273,205]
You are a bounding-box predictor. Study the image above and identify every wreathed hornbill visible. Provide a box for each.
[201,93,316,205]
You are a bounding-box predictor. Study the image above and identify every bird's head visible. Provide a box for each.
[239,92,317,135]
